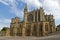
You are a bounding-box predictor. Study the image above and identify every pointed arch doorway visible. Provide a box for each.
[26,24,31,36]
[39,24,43,36]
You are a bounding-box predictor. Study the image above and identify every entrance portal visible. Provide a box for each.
[26,24,31,36]
[26,29,30,36]
[39,24,43,36]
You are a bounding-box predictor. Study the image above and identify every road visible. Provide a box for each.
[0,34,60,40]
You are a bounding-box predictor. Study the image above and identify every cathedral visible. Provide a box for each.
[10,5,56,36]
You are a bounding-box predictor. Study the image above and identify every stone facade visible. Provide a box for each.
[5,28,10,36]
[0,27,10,36]
[10,5,56,37]
[0,31,6,36]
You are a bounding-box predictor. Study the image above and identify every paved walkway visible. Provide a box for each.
[0,34,60,40]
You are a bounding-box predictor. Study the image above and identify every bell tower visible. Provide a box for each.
[22,4,28,36]
[24,4,28,22]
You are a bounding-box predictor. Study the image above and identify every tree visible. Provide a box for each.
[1,27,7,31]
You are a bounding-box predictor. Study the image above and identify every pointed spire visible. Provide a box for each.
[24,4,28,10]
[40,7,44,11]
[40,7,43,9]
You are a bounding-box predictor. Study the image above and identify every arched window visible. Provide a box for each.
[38,10,40,21]
[39,24,43,31]
[34,25,36,31]
[35,12,37,22]
[26,24,31,36]
[50,25,52,33]
[39,24,43,36]
[33,24,37,36]
[28,14,33,22]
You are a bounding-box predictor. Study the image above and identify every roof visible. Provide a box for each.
[57,24,60,27]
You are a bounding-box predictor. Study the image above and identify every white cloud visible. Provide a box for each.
[0,0,60,27]
[43,0,59,8]
[0,0,24,29]
[43,0,60,20]
[20,0,60,20]
[0,0,8,5]
[0,0,60,20]
[20,0,42,8]
[0,24,10,30]
[0,19,11,30]
[0,19,11,23]
[0,0,23,18]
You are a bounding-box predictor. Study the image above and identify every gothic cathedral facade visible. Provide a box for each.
[10,5,56,36]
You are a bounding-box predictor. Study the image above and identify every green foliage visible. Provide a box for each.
[1,27,7,31]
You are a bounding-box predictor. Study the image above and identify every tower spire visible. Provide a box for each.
[22,4,28,36]
[24,4,28,11]
[24,4,28,22]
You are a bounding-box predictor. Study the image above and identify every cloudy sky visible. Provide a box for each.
[0,0,60,29]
